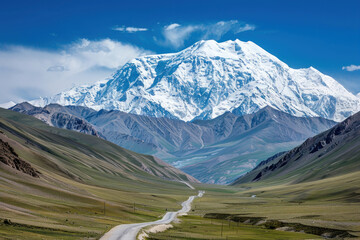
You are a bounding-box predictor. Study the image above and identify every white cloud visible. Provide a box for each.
[0,39,152,103]
[342,65,360,72]
[236,24,256,33]
[165,23,181,31]
[159,20,255,48]
[113,26,148,33]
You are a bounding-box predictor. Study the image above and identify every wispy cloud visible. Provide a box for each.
[162,24,201,49]
[342,64,360,72]
[203,21,255,39]
[113,26,148,33]
[159,20,255,49]
[0,39,152,103]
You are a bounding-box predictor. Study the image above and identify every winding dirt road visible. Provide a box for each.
[100,189,204,240]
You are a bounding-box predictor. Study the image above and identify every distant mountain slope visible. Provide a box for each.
[11,103,336,184]
[11,103,210,157]
[233,110,360,185]
[178,106,336,183]
[11,102,101,137]
[31,39,360,122]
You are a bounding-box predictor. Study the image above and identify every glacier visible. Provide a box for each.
[31,39,360,122]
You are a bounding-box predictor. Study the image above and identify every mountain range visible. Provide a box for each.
[11,102,336,184]
[30,39,360,122]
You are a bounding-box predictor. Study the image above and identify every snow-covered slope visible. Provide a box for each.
[31,39,360,122]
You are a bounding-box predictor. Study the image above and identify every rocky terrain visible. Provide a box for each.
[11,102,101,137]
[0,137,39,177]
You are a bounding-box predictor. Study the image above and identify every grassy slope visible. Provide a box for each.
[0,108,196,239]
[147,215,322,240]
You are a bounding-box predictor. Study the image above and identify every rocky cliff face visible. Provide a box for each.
[50,112,100,137]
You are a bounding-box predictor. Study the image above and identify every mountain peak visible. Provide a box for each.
[11,102,38,111]
[30,40,360,122]
[179,39,275,61]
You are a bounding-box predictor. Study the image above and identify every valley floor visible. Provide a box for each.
[1,171,360,240]
[145,173,360,240]
[0,166,194,240]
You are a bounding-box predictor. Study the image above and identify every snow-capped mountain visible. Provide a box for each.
[31,39,360,122]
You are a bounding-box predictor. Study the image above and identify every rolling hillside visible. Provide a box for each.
[0,107,196,239]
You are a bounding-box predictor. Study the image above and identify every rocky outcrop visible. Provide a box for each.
[0,139,39,177]
[50,112,100,137]
[10,103,101,138]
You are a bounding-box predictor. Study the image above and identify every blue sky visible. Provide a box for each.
[0,0,359,103]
